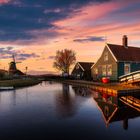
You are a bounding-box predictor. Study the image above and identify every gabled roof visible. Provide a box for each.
[107,43,140,62]
[0,69,8,73]
[78,62,94,71]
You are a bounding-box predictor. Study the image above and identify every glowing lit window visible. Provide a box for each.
[102,65,107,76]
[107,65,112,76]
[104,52,108,61]
[94,68,98,75]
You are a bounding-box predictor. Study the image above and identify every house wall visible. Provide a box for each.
[71,63,84,79]
[131,62,140,72]
[117,62,124,77]
[71,63,92,80]
[83,70,92,80]
[91,46,118,81]
[118,62,140,77]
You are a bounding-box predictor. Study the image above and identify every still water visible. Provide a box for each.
[0,81,140,140]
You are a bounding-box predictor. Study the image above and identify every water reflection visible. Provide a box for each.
[0,87,29,108]
[72,86,92,97]
[55,84,92,119]
[11,90,16,105]
[55,84,76,118]
[0,82,140,139]
[92,91,140,129]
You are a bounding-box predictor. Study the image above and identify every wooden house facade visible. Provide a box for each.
[91,35,140,81]
[71,62,94,80]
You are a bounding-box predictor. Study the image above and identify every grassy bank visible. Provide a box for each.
[0,79,41,88]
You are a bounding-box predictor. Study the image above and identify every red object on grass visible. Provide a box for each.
[102,77,110,83]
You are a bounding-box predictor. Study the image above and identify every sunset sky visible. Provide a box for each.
[0,0,140,74]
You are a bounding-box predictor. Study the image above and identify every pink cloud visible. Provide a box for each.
[54,1,125,27]
[0,0,10,4]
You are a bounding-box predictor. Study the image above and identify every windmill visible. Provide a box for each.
[9,54,22,73]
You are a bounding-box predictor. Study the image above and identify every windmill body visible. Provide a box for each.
[9,55,24,76]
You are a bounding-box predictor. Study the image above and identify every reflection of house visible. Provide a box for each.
[93,91,140,129]
[72,86,92,97]
[91,35,140,81]
[55,84,91,119]
[55,84,76,118]
[71,62,94,80]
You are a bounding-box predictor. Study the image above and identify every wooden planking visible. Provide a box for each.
[119,70,140,84]
[120,96,140,112]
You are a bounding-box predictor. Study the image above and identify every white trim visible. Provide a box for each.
[90,63,94,69]
[106,43,118,62]
[91,62,96,69]
[120,70,140,78]
[124,63,131,75]
[91,43,117,70]
[77,63,85,71]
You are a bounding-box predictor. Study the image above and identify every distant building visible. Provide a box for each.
[0,69,8,79]
[91,35,140,81]
[9,55,24,77]
[71,62,94,80]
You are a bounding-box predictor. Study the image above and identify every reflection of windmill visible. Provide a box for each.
[9,54,22,74]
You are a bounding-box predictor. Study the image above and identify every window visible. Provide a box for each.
[124,63,131,75]
[94,68,98,75]
[102,65,107,76]
[104,52,108,61]
[107,65,112,76]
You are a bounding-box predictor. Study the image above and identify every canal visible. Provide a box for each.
[0,81,140,139]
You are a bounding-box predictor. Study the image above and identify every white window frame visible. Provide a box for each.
[124,63,131,75]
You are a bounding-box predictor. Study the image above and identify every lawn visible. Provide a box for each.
[0,79,41,88]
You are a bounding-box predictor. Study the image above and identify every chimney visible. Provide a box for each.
[122,35,128,48]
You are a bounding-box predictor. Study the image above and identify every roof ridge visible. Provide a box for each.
[107,43,140,62]
[78,62,94,63]
[107,43,140,49]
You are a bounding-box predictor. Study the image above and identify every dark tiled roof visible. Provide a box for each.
[78,62,94,70]
[0,69,8,73]
[9,69,25,75]
[107,43,140,62]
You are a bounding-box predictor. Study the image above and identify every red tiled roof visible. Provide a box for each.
[107,43,140,62]
[78,62,94,71]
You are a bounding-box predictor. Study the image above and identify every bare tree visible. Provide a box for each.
[53,49,76,75]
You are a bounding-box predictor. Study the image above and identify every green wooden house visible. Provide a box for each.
[71,62,94,80]
[91,35,140,81]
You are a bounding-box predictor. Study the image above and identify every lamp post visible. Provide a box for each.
[25,66,28,78]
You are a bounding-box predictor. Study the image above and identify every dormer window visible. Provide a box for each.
[104,52,108,61]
